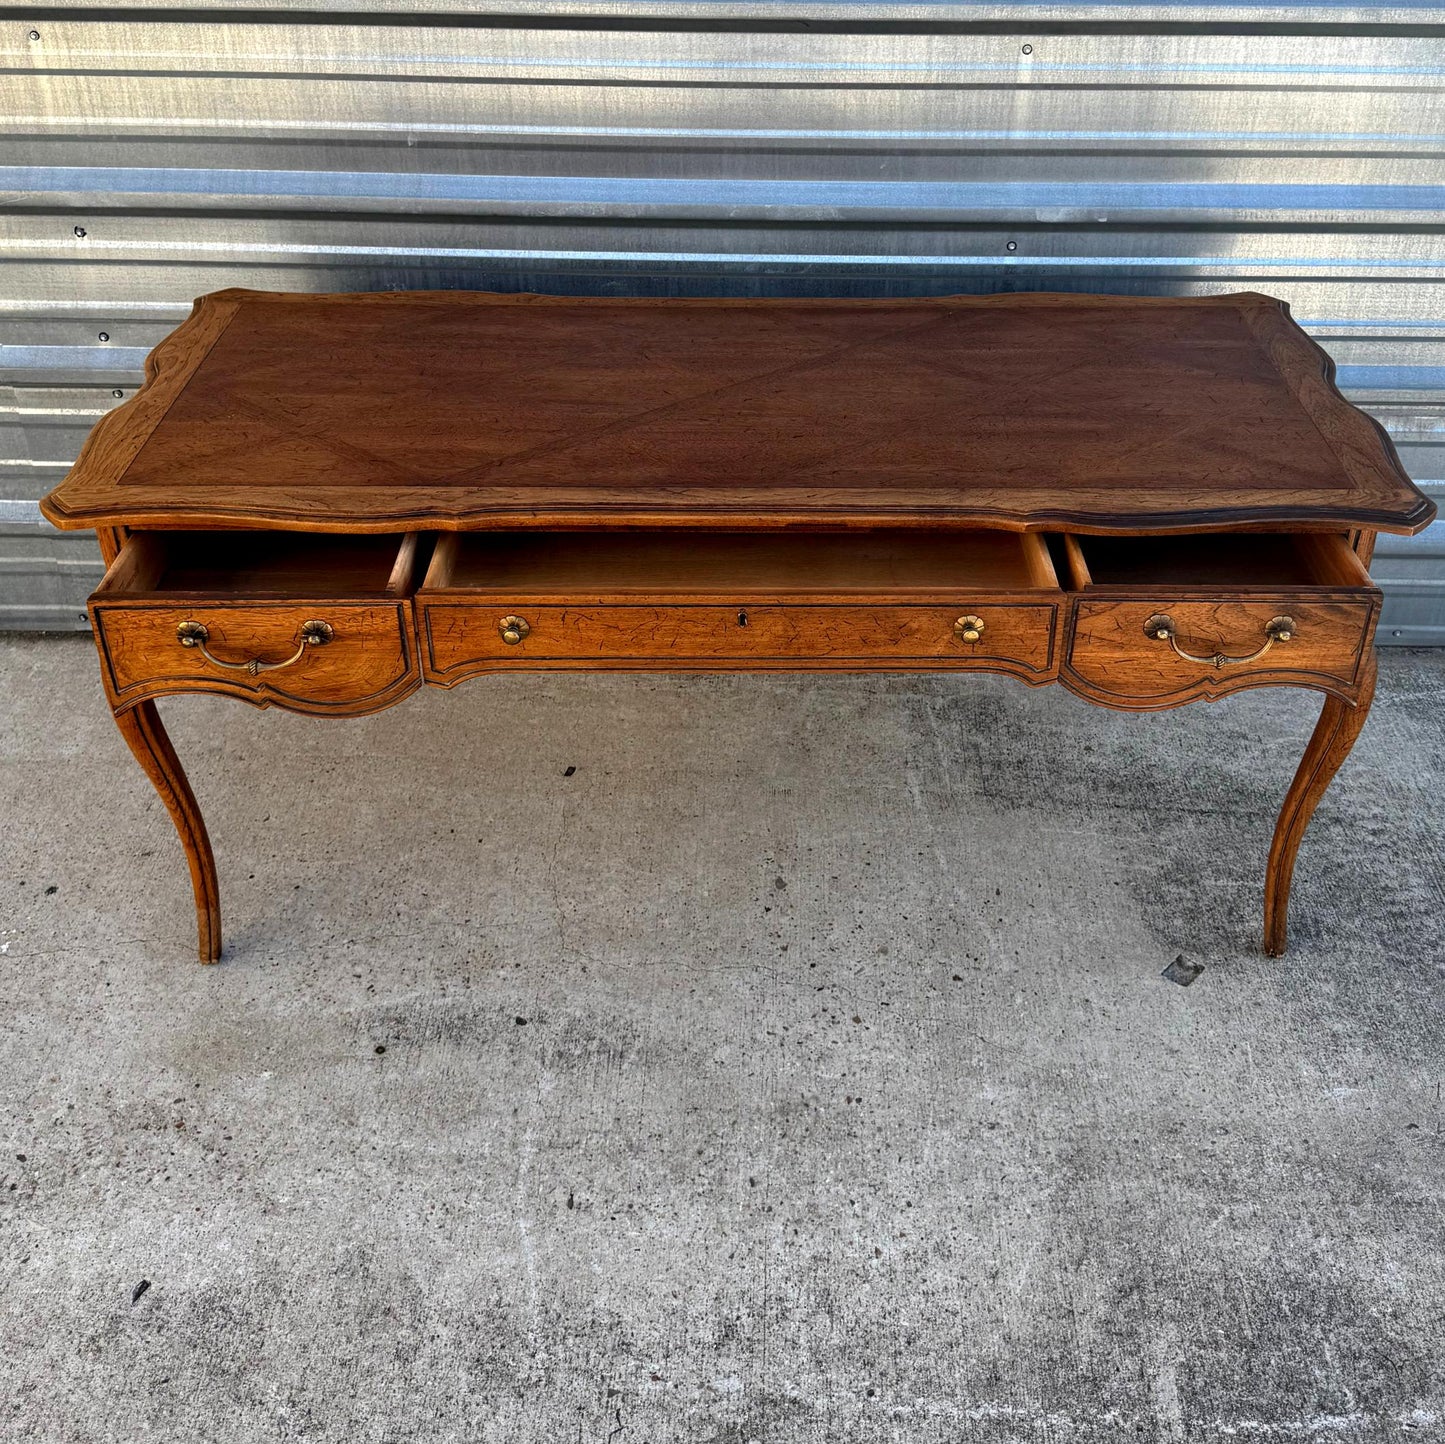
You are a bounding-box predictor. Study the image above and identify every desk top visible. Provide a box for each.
[40,288,1435,537]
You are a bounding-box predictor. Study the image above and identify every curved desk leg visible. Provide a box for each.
[1263,650,1378,958]
[113,700,222,963]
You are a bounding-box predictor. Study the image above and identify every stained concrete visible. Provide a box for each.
[2,634,1443,1443]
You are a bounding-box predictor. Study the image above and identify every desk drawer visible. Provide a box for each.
[1060,532,1379,706]
[422,600,1059,674]
[90,531,422,714]
[416,529,1063,681]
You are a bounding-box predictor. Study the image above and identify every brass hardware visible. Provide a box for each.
[176,618,332,676]
[499,615,530,645]
[954,615,985,643]
[1143,613,1295,669]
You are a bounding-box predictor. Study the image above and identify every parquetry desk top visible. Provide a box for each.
[39,289,1435,537]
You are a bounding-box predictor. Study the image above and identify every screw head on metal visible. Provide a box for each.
[112,389,123,398]
[28,29,40,41]
[73,226,86,238]
[1022,44,1033,53]
[98,332,109,342]
[1006,241,1017,252]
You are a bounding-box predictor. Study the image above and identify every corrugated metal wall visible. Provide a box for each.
[3,2,1442,638]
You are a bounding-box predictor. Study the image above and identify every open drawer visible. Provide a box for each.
[1059,532,1380,706]
[416,529,1064,682]
[90,531,424,713]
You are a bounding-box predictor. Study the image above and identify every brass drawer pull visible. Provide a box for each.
[1144,613,1294,669]
[176,618,334,676]
[499,615,530,645]
[954,614,985,643]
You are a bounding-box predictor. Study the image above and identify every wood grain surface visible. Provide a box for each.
[1058,527,1379,707]
[1264,650,1379,957]
[49,287,1416,961]
[1061,596,1378,709]
[429,528,1056,594]
[111,699,222,964]
[420,601,1061,683]
[39,289,1435,537]
[92,601,422,714]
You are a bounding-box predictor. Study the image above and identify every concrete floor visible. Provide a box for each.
[2,634,1443,1443]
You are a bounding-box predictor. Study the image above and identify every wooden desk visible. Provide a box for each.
[40,290,1436,963]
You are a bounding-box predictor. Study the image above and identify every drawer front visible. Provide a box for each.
[421,601,1059,679]
[1064,597,1377,707]
[93,601,420,713]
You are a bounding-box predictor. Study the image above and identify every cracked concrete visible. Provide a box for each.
[2,634,1443,1443]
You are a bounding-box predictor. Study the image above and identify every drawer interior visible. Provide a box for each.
[95,531,421,599]
[423,529,1059,596]
[1063,532,1372,591]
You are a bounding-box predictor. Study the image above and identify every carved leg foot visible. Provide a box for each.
[1263,651,1378,957]
[112,700,221,963]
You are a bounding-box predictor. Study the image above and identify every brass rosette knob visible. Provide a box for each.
[498,615,531,645]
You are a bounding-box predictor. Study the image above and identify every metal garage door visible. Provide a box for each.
[3,2,1442,638]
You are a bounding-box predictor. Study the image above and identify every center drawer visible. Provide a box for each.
[416,530,1063,682]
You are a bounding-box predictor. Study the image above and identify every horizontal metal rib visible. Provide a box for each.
[3,9,1443,638]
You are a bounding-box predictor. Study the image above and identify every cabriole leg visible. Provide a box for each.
[1263,651,1378,957]
[112,700,221,963]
